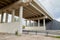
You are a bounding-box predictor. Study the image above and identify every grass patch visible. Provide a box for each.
[50,36,60,38]
[54,36,60,38]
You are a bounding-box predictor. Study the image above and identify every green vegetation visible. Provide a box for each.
[15,30,18,35]
[50,36,60,38]
[22,25,26,29]
[54,36,60,38]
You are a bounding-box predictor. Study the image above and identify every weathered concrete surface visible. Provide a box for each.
[0,34,59,40]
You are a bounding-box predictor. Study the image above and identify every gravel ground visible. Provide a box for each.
[0,34,60,40]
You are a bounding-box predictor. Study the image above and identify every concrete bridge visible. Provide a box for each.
[0,0,59,35]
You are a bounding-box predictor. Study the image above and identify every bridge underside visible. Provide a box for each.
[0,0,53,34]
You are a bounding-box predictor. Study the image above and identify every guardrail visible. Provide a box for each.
[23,26,44,31]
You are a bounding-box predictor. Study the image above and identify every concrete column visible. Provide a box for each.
[5,13,8,23]
[43,18,46,30]
[0,14,1,23]
[38,19,40,27]
[18,6,23,34]
[1,12,4,23]
[34,21,37,26]
[12,9,15,22]
[32,20,35,27]
[25,20,27,27]
[29,20,31,27]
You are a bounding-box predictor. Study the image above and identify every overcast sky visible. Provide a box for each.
[39,0,60,22]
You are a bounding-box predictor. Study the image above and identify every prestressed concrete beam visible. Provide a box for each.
[27,16,47,20]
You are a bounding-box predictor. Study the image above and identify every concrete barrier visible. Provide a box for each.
[0,22,20,34]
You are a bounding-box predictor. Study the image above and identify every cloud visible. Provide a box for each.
[56,18,60,22]
[39,0,60,20]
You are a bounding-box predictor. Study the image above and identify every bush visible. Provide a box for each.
[22,25,25,29]
[15,30,18,35]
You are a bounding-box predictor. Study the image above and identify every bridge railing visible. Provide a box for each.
[23,26,44,31]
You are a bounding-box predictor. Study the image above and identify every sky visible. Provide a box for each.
[39,0,60,22]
